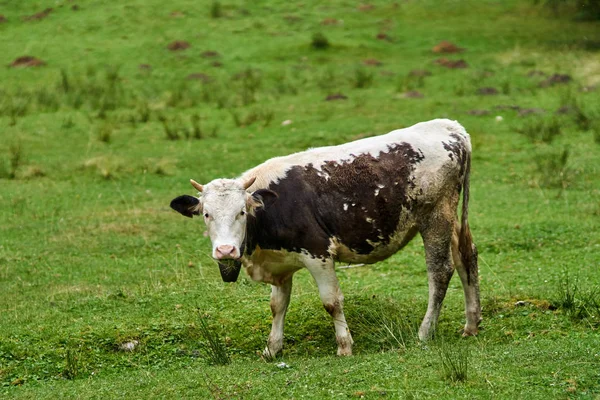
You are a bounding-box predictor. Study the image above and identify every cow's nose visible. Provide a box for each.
[215,245,235,259]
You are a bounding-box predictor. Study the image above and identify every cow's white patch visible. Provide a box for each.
[241,119,470,191]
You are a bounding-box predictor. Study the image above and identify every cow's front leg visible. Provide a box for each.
[304,257,353,356]
[263,276,293,359]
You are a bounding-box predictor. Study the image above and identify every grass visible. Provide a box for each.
[1,0,600,398]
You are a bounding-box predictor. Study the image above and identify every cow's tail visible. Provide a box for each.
[459,149,477,285]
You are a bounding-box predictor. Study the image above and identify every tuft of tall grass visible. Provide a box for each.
[352,67,374,89]
[553,270,600,322]
[516,118,562,144]
[198,316,231,365]
[435,339,470,383]
[533,146,573,189]
[1,142,25,180]
[210,1,222,18]
[61,348,82,380]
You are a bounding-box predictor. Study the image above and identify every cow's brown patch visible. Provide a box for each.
[434,58,468,69]
[432,41,464,54]
[23,8,52,21]
[325,93,348,101]
[167,40,190,51]
[10,56,46,68]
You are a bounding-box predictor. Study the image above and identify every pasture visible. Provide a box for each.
[1,0,599,398]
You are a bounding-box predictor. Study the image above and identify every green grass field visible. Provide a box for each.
[1,0,599,398]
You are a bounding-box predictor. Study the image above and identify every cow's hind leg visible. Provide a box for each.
[418,202,456,341]
[263,275,293,359]
[304,256,353,356]
[451,225,482,336]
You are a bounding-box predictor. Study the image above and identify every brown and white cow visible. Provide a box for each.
[170,119,482,357]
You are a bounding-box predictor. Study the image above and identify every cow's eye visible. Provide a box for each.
[204,213,209,218]
[240,210,246,216]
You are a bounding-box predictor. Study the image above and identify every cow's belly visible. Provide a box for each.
[329,220,419,265]
[242,247,303,285]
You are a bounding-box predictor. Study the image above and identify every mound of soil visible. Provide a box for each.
[409,69,432,77]
[321,18,341,25]
[167,41,190,51]
[467,109,490,116]
[24,8,52,21]
[432,41,464,54]
[201,51,220,58]
[0,15,7,23]
[376,32,391,41]
[363,58,382,66]
[518,108,545,117]
[434,58,468,69]
[539,73,572,87]
[325,93,348,101]
[476,87,499,95]
[10,56,46,68]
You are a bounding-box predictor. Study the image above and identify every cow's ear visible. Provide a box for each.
[250,189,278,209]
[170,195,201,218]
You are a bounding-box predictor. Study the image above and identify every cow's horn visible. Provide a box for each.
[190,179,204,192]
[243,177,256,190]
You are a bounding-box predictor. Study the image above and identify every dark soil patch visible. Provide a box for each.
[358,4,375,11]
[402,90,424,98]
[72,5,80,11]
[363,58,382,66]
[476,87,499,96]
[170,11,185,18]
[518,108,545,117]
[432,41,464,54]
[376,33,392,41]
[555,106,573,115]
[494,104,521,111]
[467,109,490,116]
[321,18,341,25]
[527,70,546,77]
[10,56,46,68]
[539,74,572,87]
[187,73,212,82]
[409,69,431,77]
[201,51,220,58]
[326,93,348,101]
[23,8,52,21]
[167,41,190,51]
[434,58,468,69]
[211,61,223,68]
[0,15,7,23]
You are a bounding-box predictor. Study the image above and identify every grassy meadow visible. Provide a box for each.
[1,0,600,398]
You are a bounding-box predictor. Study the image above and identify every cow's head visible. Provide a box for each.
[170,177,277,280]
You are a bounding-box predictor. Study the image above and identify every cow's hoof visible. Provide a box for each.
[462,326,479,337]
[337,347,352,356]
[262,347,281,361]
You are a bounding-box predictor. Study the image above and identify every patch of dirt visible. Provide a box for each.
[10,56,46,68]
[363,58,382,66]
[379,70,395,76]
[358,4,375,11]
[211,61,223,68]
[539,73,572,87]
[494,104,521,111]
[167,40,190,51]
[321,18,341,25]
[402,90,424,98]
[555,106,573,114]
[139,64,151,70]
[476,87,499,96]
[0,15,7,23]
[467,109,490,116]
[434,58,468,69]
[201,50,220,58]
[170,11,185,18]
[23,8,53,21]
[527,70,546,77]
[325,93,348,101]
[518,108,545,117]
[409,69,431,77]
[432,41,464,54]
[186,73,212,82]
[376,33,391,41]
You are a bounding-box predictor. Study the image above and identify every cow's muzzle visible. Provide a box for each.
[218,259,242,282]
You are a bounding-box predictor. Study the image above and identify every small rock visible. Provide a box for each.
[432,41,464,54]
[277,362,291,368]
[476,87,498,96]
[167,40,190,51]
[495,115,503,122]
[326,93,348,101]
[10,56,46,68]
[539,73,572,87]
[515,301,530,307]
[119,340,139,352]
[281,120,292,126]
[434,58,468,69]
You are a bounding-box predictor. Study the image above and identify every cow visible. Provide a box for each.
[170,118,481,357]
